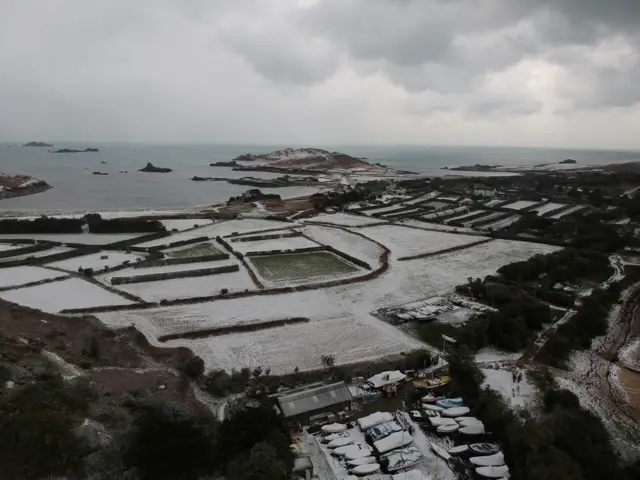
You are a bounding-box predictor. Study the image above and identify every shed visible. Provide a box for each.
[276,381,352,426]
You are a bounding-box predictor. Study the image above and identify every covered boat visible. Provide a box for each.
[455,416,481,425]
[357,412,394,431]
[367,421,404,442]
[469,443,501,456]
[421,393,440,403]
[392,469,426,480]
[373,431,413,454]
[322,432,349,443]
[350,463,380,476]
[428,416,458,427]
[448,444,470,456]
[436,398,465,409]
[328,436,353,448]
[321,423,347,434]
[409,410,426,422]
[476,465,510,478]
[380,446,422,472]
[347,456,376,467]
[441,406,471,417]
[470,452,505,467]
[459,424,485,435]
[436,423,460,434]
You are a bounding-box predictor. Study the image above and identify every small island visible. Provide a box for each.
[0,173,52,200]
[50,147,99,153]
[209,160,238,167]
[23,141,54,147]
[560,159,577,164]
[92,172,108,176]
[139,162,172,173]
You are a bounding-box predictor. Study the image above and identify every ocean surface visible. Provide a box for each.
[1,142,640,213]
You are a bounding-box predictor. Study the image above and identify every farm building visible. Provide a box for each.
[473,187,497,197]
[274,382,353,426]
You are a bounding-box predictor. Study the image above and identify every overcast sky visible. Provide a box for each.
[1,0,639,148]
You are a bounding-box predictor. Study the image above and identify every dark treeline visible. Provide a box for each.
[0,217,84,234]
[85,214,166,234]
[447,351,635,480]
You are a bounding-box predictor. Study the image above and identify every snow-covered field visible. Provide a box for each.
[161,219,213,231]
[381,207,423,218]
[0,233,141,245]
[47,251,146,272]
[484,199,504,207]
[0,243,26,253]
[304,213,385,227]
[419,201,450,210]
[356,224,480,259]
[503,200,539,211]
[302,225,384,266]
[397,219,479,234]
[96,238,559,373]
[550,205,586,219]
[437,195,460,202]
[0,266,67,288]
[231,236,318,254]
[465,211,505,227]
[363,203,406,216]
[0,278,132,312]
[482,367,536,409]
[110,269,257,302]
[0,246,72,263]
[531,202,566,216]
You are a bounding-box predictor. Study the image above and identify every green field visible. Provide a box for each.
[166,242,221,258]
[249,251,359,283]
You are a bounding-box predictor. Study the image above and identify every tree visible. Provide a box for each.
[179,355,205,380]
[321,355,335,370]
[124,403,217,480]
[228,442,288,480]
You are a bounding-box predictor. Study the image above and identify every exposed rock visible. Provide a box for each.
[138,162,172,173]
[192,175,320,187]
[50,147,99,153]
[209,160,238,167]
[227,189,281,204]
[92,172,108,176]
[0,173,52,200]
[560,159,577,164]
[22,141,53,147]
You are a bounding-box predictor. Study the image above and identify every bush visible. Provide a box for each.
[179,355,205,380]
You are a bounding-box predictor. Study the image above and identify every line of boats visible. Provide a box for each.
[318,411,425,477]
[411,394,510,479]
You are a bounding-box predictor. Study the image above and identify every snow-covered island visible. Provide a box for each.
[0,173,51,200]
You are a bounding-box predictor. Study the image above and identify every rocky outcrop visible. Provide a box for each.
[138,162,172,173]
[23,141,53,147]
[560,159,577,164]
[209,160,238,167]
[229,147,376,173]
[0,174,52,200]
[191,175,320,187]
[92,172,108,175]
[50,148,99,153]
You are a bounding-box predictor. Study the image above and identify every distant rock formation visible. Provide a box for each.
[138,162,172,173]
[23,141,53,147]
[209,160,238,167]
[229,147,375,173]
[192,175,320,187]
[92,172,108,176]
[50,147,99,153]
[0,173,52,200]
[560,159,577,164]
[227,189,281,204]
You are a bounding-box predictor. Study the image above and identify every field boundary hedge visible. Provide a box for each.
[111,264,239,285]
[158,317,310,341]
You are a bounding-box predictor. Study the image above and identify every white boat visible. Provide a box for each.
[476,465,510,478]
[357,412,394,430]
[437,423,460,434]
[441,406,470,417]
[448,444,469,456]
[436,397,464,408]
[322,432,349,443]
[459,424,485,435]
[347,456,376,467]
[322,423,347,434]
[380,446,422,472]
[350,463,380,476]
[455,416,481,425]
[333,444,368,456]
[429,416,458,427]
[328,436,353,448]
[373,431,413,454]
[429,441,452,461]
[470,452,505,467]
[344,448,373,460]
[423,404,444,411]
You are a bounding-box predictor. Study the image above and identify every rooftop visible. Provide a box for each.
[276,381,352,418]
